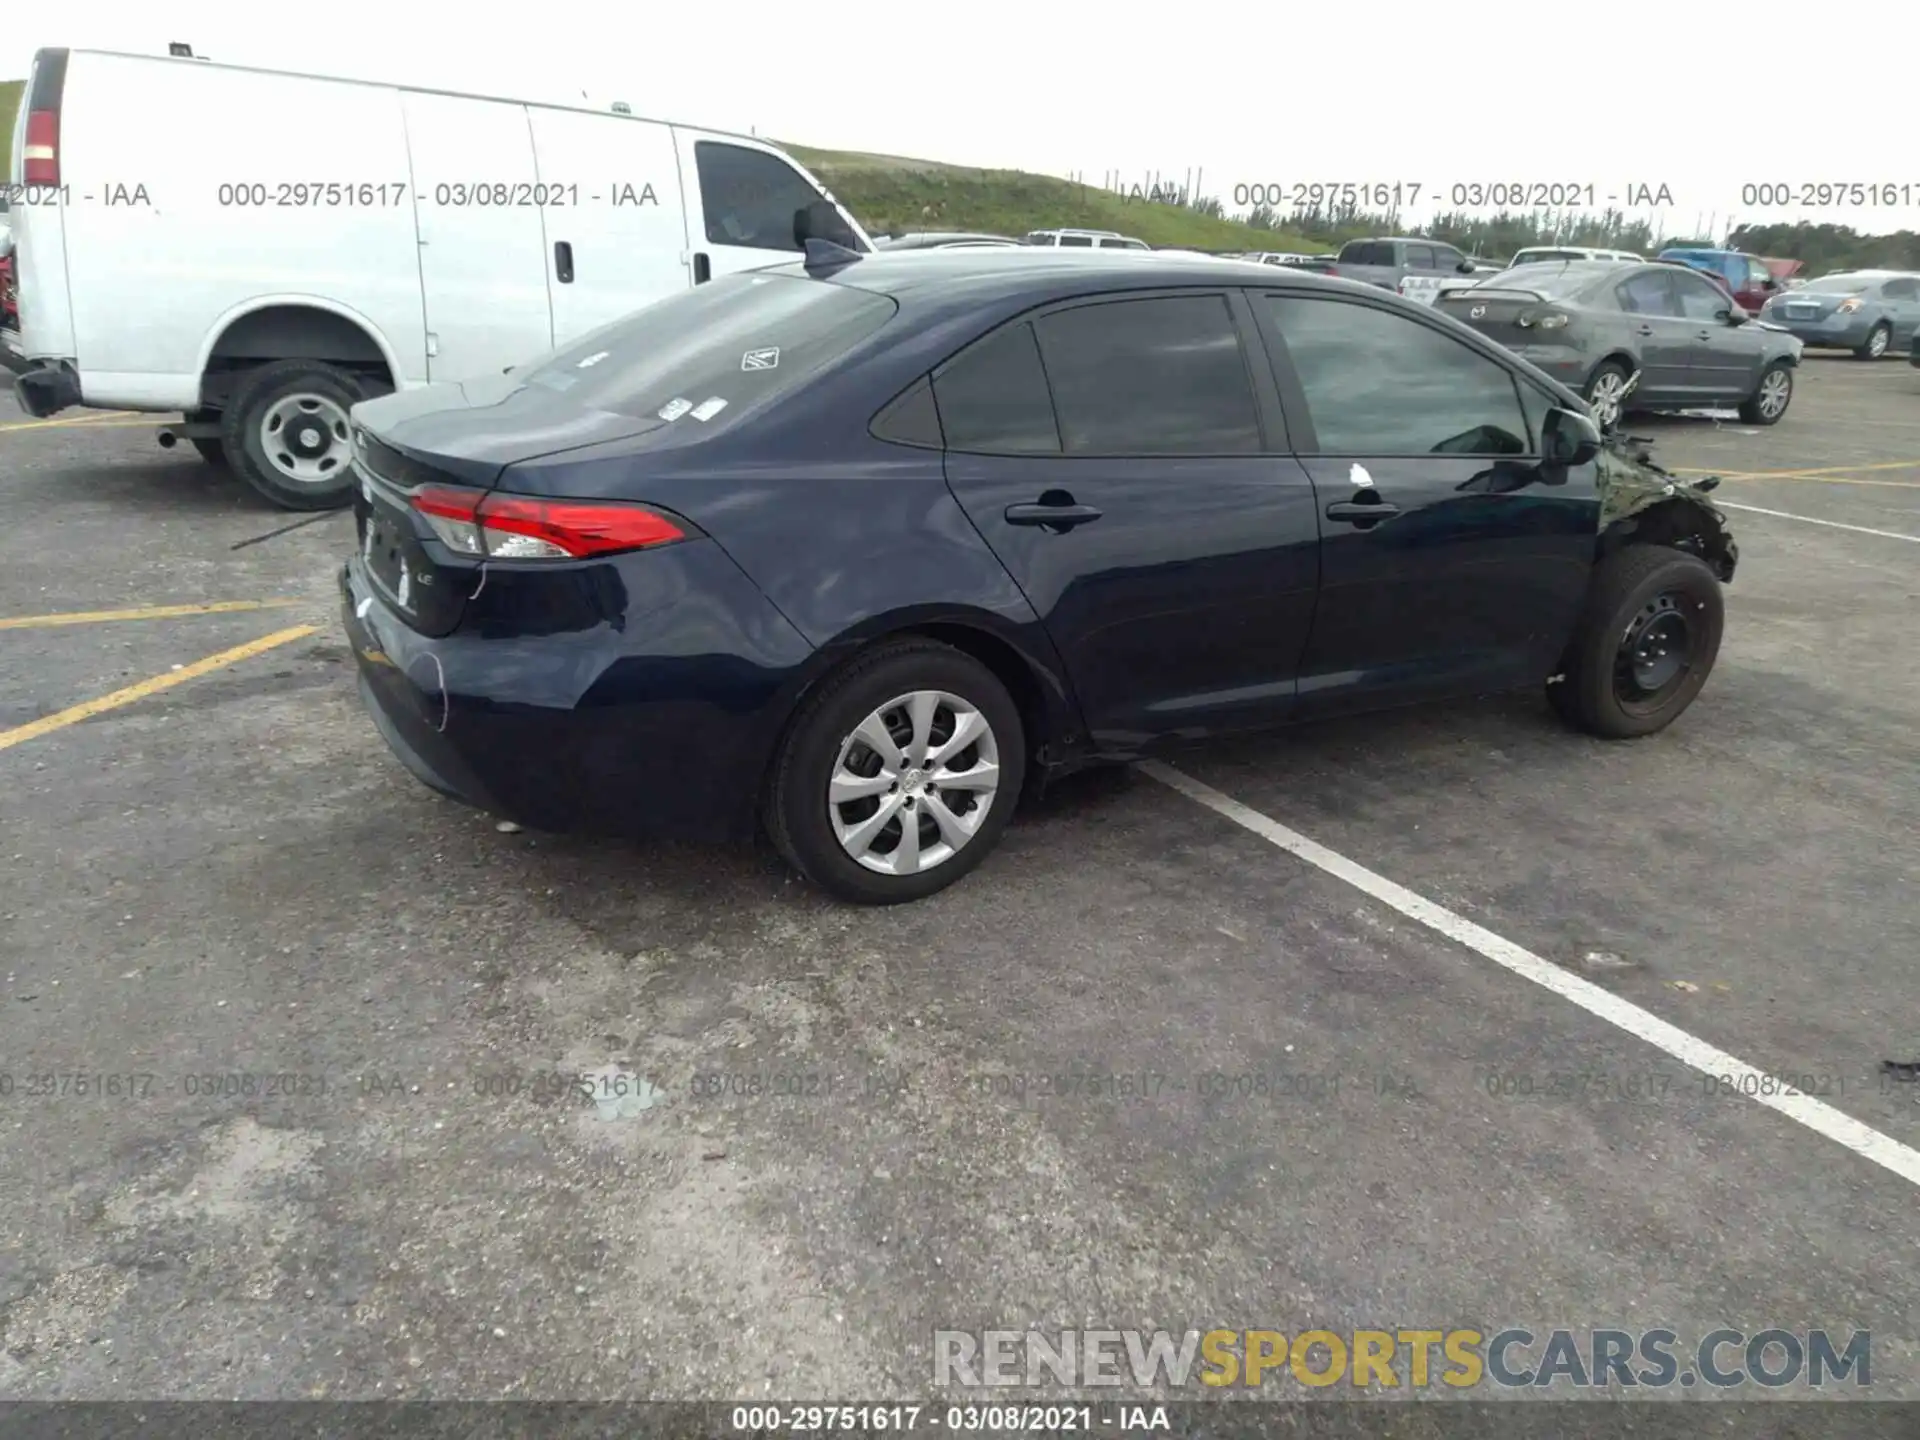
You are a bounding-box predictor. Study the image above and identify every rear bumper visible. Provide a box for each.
[339,548,816,842]
[11,360,81,414]
[1769,318,1873,349]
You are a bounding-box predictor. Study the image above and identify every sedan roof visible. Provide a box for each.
[768,247,1339,303]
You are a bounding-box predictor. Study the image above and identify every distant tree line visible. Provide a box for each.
[1224,199,1920,270]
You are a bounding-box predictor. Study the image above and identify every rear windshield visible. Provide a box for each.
[1512,249,1588,264]
[518,273,896,423]
[1472,264,1599,300]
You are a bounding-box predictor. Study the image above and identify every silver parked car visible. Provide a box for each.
[1755,271,1920,359]
[1435,261,1804,428]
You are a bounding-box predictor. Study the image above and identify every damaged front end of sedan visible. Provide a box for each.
[1591,374,1738,583]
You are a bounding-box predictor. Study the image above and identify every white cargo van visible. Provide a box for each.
[7,47,870,509]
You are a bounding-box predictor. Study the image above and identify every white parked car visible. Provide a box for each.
[7,45,870,509]
[1023,228,1149,250]
[1509,246,1644,266]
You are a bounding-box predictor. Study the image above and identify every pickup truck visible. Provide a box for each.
[1326,236,1485,294]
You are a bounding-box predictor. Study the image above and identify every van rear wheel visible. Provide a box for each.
[220,360,363,511]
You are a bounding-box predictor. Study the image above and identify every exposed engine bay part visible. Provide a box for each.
[1590,372,1738,583]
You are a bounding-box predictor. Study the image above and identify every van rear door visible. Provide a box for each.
[403,93,555,381]
[523,108,689,349]
[10,49,77,360]
[673,132,868,283]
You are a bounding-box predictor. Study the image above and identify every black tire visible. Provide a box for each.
[1855,322,1891,360]
[1551,546,1724,739]
[763,640,1026,905]
[219,359,364,511]
[1584,360,1633,429]
[1737,361,1793,425]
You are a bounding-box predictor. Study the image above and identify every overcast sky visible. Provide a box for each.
[6,0,1912,238]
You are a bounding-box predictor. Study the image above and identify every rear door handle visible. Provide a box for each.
[554,241,574,284]
[1635,324,1654,335]
[1005,501,1102,530]
[1326,500,1401,523]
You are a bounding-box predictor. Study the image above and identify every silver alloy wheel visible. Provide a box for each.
[258,392,352,486]
[1867,326,1889,357]
[828,689,1001,876]
[1757,368,1791,419]
[1588,369,1629,429]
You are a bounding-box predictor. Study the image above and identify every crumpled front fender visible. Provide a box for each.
[1595,432,1738,583]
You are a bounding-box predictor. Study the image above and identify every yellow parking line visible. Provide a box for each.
[0,625,318,753]
[0,600,302,631]
[0,416,167,433]
[1673,459,1920,480]
[1723,472,1920,489]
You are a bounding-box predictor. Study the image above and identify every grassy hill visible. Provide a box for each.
[786,144,1324,253]
[0,79,22,174]
[0,100,1316,254]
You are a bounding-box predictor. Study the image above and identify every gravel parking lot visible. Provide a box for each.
[2,357,1917,1407]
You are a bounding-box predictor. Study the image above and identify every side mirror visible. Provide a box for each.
[794,199,859,251]
[1456,258,1476,274]
[1543,406,1601,467]
[1720,307,1747,325]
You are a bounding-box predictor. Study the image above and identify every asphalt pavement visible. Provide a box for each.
[1,358,1917,1410]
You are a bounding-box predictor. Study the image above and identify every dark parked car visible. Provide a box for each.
[1436,261,1802,428]
[1756,270,1920,359]
[342,249,1737,904]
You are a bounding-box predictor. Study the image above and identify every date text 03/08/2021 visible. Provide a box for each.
[1216,180,1676,211]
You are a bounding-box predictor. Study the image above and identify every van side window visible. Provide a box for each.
[693,141,823,252]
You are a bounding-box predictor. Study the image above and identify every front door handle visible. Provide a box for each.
[692,252,711,284]
[1005,499,1102,531]
[554,241,574,284]
[1634,324,1654,335]
[1326,500,1401,523]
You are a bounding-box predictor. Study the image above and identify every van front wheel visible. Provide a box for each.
[220,360,363,511]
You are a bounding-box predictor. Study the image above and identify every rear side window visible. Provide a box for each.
[1884,277,1918,299]
[1265,295,1529,457]
[1059,234,1094,247]
[932,323,1061,454]
[693,141,823,252]
[519,272,894,423]
[1033,295,1262,455]
[1617,271,1679,316]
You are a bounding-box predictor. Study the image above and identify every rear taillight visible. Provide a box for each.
[1517,310,1570,330]
[1837,297,1863,314]
[410,485,685,560]
[22,110,59,186]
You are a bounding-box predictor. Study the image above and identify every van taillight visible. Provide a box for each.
[23,111,59,186]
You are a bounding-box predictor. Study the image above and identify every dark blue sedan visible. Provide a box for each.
[342,247,1735,904]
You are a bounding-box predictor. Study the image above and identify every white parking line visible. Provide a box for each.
[1138,760,1920,1190]
[1717,501,1920,543]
